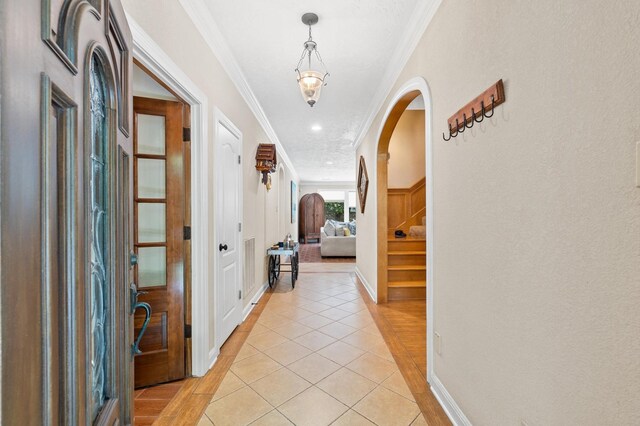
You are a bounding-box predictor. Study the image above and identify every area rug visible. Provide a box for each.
[299,243,355,264]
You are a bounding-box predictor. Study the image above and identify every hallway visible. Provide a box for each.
[200,271,431,425]
[145,271,447,425]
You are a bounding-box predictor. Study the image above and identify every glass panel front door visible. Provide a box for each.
[89,54,110,422]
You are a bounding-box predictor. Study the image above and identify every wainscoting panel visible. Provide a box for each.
[388,177,426,232]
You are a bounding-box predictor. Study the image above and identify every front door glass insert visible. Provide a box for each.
[89,54,110,421]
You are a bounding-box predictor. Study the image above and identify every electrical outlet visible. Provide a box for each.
[434,332,442,355]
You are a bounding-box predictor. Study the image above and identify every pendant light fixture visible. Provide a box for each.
[295,13,329,107]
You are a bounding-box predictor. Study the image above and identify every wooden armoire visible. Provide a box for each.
[299,193,326,243]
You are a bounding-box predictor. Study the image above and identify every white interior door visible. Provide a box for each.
[216,118,243,348]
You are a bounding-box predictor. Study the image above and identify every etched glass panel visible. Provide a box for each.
[89,54,109,421]
[138,247,166,287]
[137,159,165,199]
[137,114,165,155]
[137,203,166,243]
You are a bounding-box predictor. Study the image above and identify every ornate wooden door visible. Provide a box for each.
[0,0,134,424]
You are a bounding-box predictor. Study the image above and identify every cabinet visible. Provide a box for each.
[299,193,325,243]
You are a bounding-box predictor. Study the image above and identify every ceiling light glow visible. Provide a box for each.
[311,124,322,131]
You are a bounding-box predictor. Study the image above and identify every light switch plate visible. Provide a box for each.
[636,142,640,188]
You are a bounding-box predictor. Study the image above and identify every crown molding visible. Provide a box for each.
[352,0,442,150]
[299,180,356,187]
[177,0,299,182]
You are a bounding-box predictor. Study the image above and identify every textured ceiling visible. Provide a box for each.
[202,0,423,182]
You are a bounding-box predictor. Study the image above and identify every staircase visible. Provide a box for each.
[387,236,426,300]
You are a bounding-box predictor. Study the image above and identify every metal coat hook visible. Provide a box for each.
[484,95,496,118]
[464,113,474,129]
[441,80,505,141]
[443,123,453,141]
[474,105,485,123]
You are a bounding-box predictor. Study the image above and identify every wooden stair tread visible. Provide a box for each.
[388,251,426,256]
[387,265,426,271]
[388,281,425,288]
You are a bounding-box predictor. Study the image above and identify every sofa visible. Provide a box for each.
[320,220,356,257]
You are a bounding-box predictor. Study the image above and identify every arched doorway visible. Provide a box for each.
[375,77,435,382]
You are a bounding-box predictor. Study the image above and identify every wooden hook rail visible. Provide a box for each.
[443,79,505,141]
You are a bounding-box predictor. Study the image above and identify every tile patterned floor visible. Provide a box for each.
[197,272,427,426]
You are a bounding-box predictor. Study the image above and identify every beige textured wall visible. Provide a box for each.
[356,0,640,423]
[299,183,356,200]
[122,0,298,353]
[388,110,426,188]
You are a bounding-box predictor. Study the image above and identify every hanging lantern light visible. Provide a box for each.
[295,13,329,107]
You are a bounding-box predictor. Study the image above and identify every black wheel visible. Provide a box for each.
[268,256,276,288]
[291,254,298,288]
[274,255,281,279]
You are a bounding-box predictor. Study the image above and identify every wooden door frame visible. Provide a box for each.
[213,107,244,359]
[374,77,435,384]
[129,16,212,377]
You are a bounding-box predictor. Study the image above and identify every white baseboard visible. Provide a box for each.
[430,373,472,426]
[208,348,219,370]
[355,266,376,303]
[242,281,269,321]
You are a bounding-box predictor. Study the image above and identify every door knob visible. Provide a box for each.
[132,301,151,356]
[219,243,228,251]
[130,283,151,357]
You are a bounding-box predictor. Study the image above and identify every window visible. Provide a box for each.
[318,189,356,223]
[348,191,356,221]
[325,201,344,221]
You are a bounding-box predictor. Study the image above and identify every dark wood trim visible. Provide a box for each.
[135,198,167,203]
[135,242,168,248]
[182,103,192,376]
[135,153,167,160]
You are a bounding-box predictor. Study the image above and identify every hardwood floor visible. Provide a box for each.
[355,278,450,425]
[134,380,186,425]
[377,300,427,378]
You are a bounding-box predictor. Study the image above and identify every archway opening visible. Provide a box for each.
[376,90,426,303]
[375,86,430,381]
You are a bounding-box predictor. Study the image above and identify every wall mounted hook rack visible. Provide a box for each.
[443,79,505,141]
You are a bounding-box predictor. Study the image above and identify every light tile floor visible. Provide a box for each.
[198,272,427,426]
